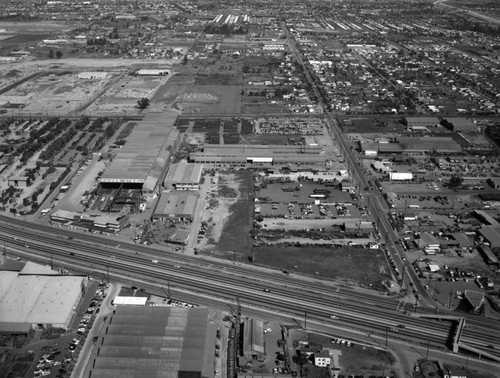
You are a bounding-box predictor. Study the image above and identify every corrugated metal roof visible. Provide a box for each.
[479,226,500,248]
[89,307,215,378]
[100,114,178,188]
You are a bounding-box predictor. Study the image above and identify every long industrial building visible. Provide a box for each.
[189,144,326,168]
[99,113,180,196]
[87,306,216,378]
[0,262,84,332]
[359,136,462,155]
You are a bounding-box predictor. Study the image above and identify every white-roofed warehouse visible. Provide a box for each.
[0,272,84,330]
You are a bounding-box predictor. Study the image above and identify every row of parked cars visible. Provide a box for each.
[68,291,102,362]
[330,337,353,347]
[197,221,208,241]
[34,350,63,377]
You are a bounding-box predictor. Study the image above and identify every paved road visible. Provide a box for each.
[435,0,500,26]
[3,217,500,367]
[281,21,430,306]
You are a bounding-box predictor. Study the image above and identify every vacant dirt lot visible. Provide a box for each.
[198,171,254,262]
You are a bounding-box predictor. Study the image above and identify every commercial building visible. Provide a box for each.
[477,245,499,265]
[404,117,440,128]
[164,162,204,191]
[343,221,374,237]
[50,209,130,232]
[243,318,265,359]
[136,69,170,76]
[99,113,180,196]
[396,136,462,154]
[314,351,331,367]
[473,210,500,227]
[190,144,326,168]
[7,176,29,188]
[77,72,108,80]
[0,263,84,332]
[478,226,500,249]
[417,232,441,252]
[153,192,199,223]
[444,117,478,133]
[388,172,413,181]
[450,233,473,249]
[87,306,216,378]
[360,136,462,155]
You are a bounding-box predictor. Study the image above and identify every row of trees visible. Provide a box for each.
[48,49,63,59]
[39,128,78,161]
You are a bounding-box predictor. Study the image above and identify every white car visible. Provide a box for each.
[151,259,158,264]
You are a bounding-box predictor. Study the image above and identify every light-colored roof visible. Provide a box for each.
[0,275,82,326]
[0,271,18,303]
[113,296,148,306]
[164,162,203,186]
[428,264,440,272]
[154,193,199,217]
[20,261,58,276]
[51,209,78,221]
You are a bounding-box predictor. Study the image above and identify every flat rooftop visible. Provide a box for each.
[154,192,199,217]
[0,273,83,326]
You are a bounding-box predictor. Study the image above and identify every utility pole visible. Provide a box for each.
[426,341,430,359]
[162,283,171,299]
[50,252,53,270]
[385,327,388,349]
[106,265,110,283]
[304,310,307,330]
[2,241,6,257]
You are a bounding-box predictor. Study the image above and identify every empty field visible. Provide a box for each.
[253,245,388,289]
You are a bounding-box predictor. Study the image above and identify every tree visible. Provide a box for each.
[448,175,463,189]
[55,50,63,59]
[48,49,54,59]
[137,97,150,109]
[182,54,188,65]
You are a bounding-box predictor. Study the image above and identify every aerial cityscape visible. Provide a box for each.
[0,0,499,378]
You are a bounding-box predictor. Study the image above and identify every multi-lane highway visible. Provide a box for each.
[1,24,498,369]
[1,215,500,364]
